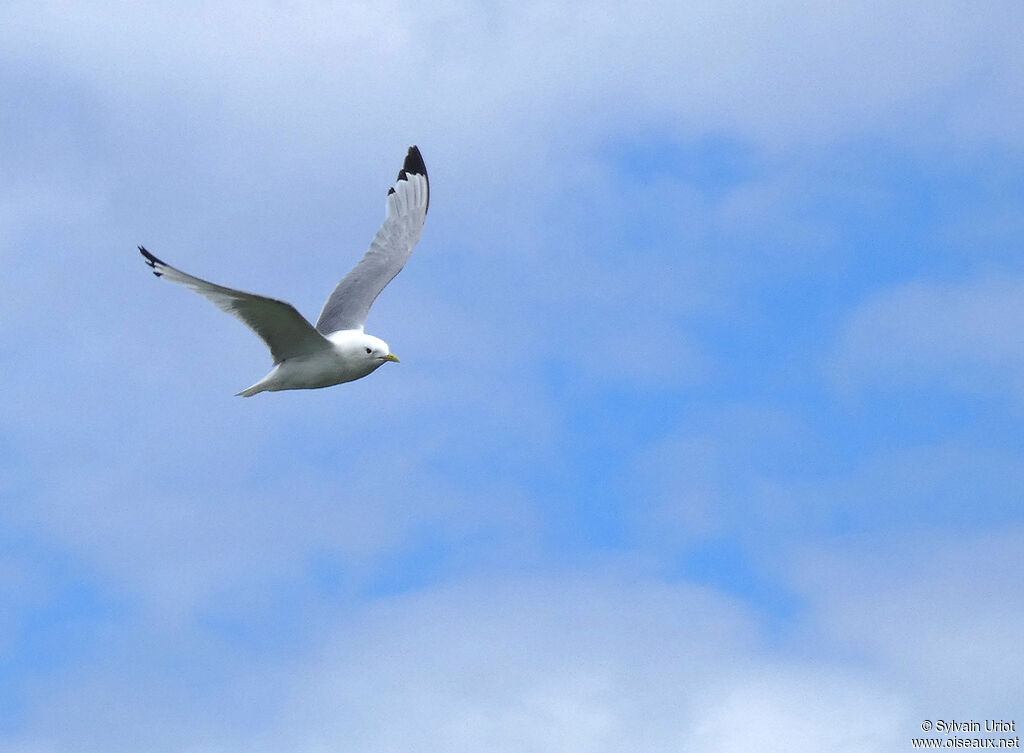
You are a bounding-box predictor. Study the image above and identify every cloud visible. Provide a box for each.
[828,276,1024,401]
[792,529,1024,713]
[4,0,1024,157]
[629,404,817,543]
[630,401,1024,552]
[0,567,952,753]
[7,431,542,622]
[689,669,906,753]
[2,2,1023,751]
[281,574,758,753]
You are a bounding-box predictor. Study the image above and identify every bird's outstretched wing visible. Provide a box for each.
[315,145,429,335]
[139,246,332,364]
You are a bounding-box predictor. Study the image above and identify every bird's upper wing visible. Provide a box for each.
[139,246,333,364]
[315,145,429,335]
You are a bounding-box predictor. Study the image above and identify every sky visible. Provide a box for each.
[2,1,1023,750]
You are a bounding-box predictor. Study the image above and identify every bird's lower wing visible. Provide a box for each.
[140,246,332,363]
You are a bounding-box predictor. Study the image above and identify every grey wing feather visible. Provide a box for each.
[315,145,429,335]
[139,246,332,364]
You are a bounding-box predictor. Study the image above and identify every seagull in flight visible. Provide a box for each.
[139,146,429,397]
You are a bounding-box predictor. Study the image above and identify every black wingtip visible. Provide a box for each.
[138,245,164,277]
[394,145,429,214]
[402,145,427,179]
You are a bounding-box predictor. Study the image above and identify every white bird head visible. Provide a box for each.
[360,333,400,365]
[327,330,399,368]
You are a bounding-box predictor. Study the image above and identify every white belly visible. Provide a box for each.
[270,350,381,390]
[236,330,393,396]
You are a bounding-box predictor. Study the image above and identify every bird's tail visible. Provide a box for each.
[236,366,280,397]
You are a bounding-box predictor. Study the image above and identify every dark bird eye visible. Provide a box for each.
[365,347,372,354]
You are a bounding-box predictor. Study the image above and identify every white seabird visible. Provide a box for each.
[139,146,429,397]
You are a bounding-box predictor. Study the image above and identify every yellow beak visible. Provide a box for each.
[383,353,400,363]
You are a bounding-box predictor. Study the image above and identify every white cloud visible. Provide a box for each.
[792,529,1024,713]
[3,0,1023,156]
[630,399,1024,550]
[284,575,756,753]
[829,276,1024,401]
[690,669,906,753]
[0,569,936,753]
[1,3,1023,751]
[629,404,816,542]
[9,445,541,622]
